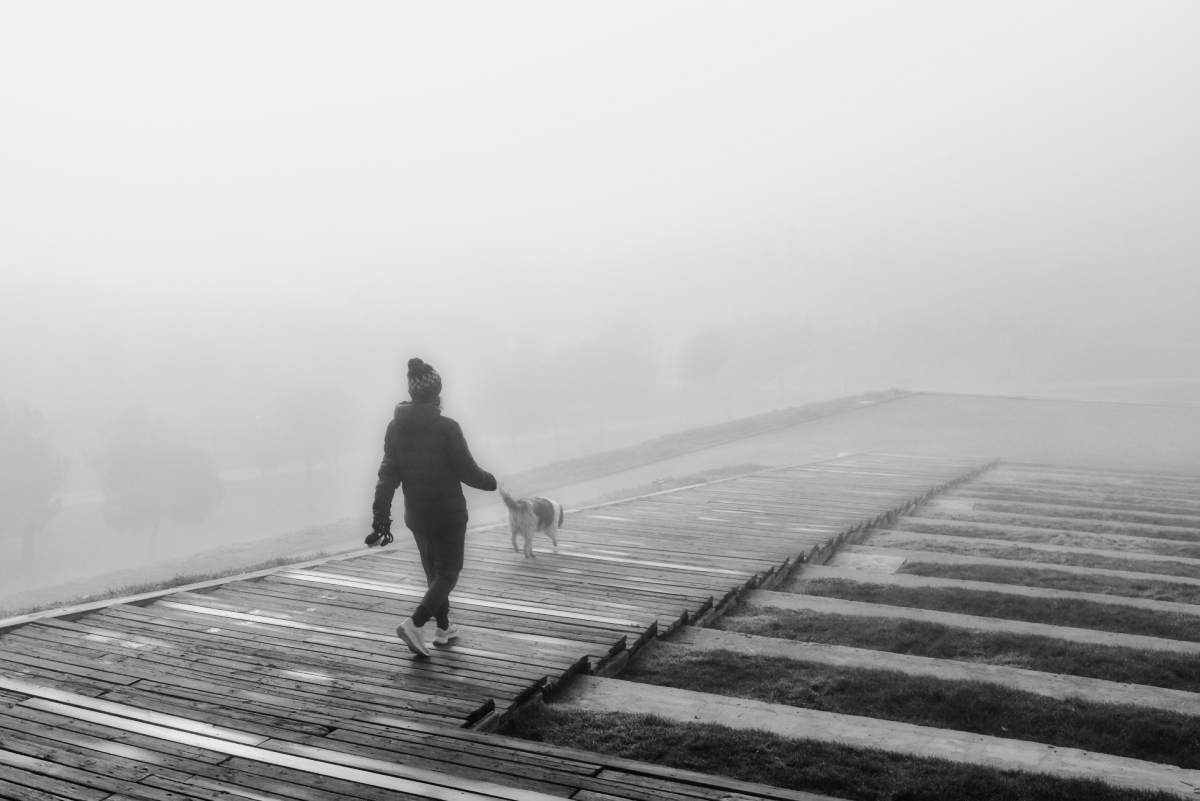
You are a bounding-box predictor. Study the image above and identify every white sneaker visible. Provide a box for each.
[432,624,460,645]
[396,618,430,657]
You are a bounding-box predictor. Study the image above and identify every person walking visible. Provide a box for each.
[367,357,497,656]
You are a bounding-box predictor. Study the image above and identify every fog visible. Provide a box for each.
[2,2,1199,600]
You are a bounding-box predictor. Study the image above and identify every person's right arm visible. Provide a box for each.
[373,421,402,521]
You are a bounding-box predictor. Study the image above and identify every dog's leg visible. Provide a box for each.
[546,522,559,551]
[523,532,535,559]
[510,526,520,553]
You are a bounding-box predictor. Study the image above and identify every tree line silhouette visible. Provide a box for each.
[0,315,812,573]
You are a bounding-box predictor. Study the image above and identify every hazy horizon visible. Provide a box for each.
[3,2,1200,595]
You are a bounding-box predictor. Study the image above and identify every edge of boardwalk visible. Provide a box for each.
[481,454,999,730]
[0,453,1002,801]
[0,453,994,638]
[0,453,998,737]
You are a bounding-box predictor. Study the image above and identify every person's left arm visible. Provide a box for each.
[446,421,497,491]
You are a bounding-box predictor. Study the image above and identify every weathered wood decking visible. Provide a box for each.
[0,453,992,801]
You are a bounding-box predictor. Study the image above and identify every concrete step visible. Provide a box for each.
[672,626,1200,717]
[842,543,1200,587]
[552,675,1200,798]
[865,529,1200,574]
[892,516,1200,557]
[941,487,1200,518]
[935,493,1200,527]
[822,550,906,573]
[795,564,1200,618]
[915,507,1200,538]
[744,589,1200,655]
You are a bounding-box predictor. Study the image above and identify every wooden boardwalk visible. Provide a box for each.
[0,453,992,801]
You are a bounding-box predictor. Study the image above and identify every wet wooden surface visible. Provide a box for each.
[0,453,991,801]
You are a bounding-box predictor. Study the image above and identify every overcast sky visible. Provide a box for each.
[2,1,1199,368]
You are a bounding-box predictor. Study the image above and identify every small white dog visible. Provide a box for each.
[499,487,563,558]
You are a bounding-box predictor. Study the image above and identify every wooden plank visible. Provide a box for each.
[0,674,268,745]
[83,608,567,689]
[23,696,570,801]
[0,769,107,801]
[3,631,492,720]
[352,715,830,801]
[0,710,412,801]
[0,452,993,801]
[277,572,647,627]
[0,747,200,801]
[245,578,653,641]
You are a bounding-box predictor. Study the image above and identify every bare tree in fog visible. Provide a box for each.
[679,326,734,419]
[570,333,657,440]
[94,410,223,557]
[0,401,69,575]
[481,355,556,450]
[277,381,355,513]
[728,317,813,406]
[679,319,812,419]
[245,411,285,477]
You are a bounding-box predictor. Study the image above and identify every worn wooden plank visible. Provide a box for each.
[0,453,991,801]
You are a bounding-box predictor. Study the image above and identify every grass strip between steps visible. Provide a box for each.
[716,607,1200,693]
[894,519,1200,559]
[960,491,1200,520]
[916,512,1200,544]
[898,562,1200,605]
[966,501,1200,530]
[789,578,1200,643]
[869,536,1200,579]
[623,645,1200,769]
[507,705,1178,801]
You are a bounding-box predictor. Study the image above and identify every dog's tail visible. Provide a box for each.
[498,486,520,512]
[556,501,564,529]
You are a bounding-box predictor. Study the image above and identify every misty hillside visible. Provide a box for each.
[3,3,1199,645]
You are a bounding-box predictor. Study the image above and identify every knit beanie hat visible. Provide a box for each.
[407,358,442,402]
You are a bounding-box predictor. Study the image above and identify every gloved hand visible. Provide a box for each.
[365,516,393,547]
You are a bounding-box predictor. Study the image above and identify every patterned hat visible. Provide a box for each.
[407,358,442,401]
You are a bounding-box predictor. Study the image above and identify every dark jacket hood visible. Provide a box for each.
[394,400,442,425]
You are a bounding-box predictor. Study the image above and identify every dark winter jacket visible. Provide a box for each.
[373,400,496,528]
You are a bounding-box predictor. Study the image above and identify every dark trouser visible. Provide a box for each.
[408,519,466,629]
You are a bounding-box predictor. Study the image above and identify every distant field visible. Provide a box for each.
[0,390,898,604]
[646,392,1200,476]
[502,389,909,495]
[10,390,1200,614]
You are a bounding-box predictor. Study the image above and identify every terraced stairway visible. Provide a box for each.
[591,460,1200,798]
[0,453,990,801]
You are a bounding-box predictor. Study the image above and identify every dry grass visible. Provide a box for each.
[958,489,1200,518]
[791,578,1200,642]
[866,533,1200,579]
[623,644,1200,769]
[918,510,1200,543]
[506,705,1177,801]
[967,501,1200,529]
[894,519,1200,559]
[899,561,1200,605]
[717,607,1200,692]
